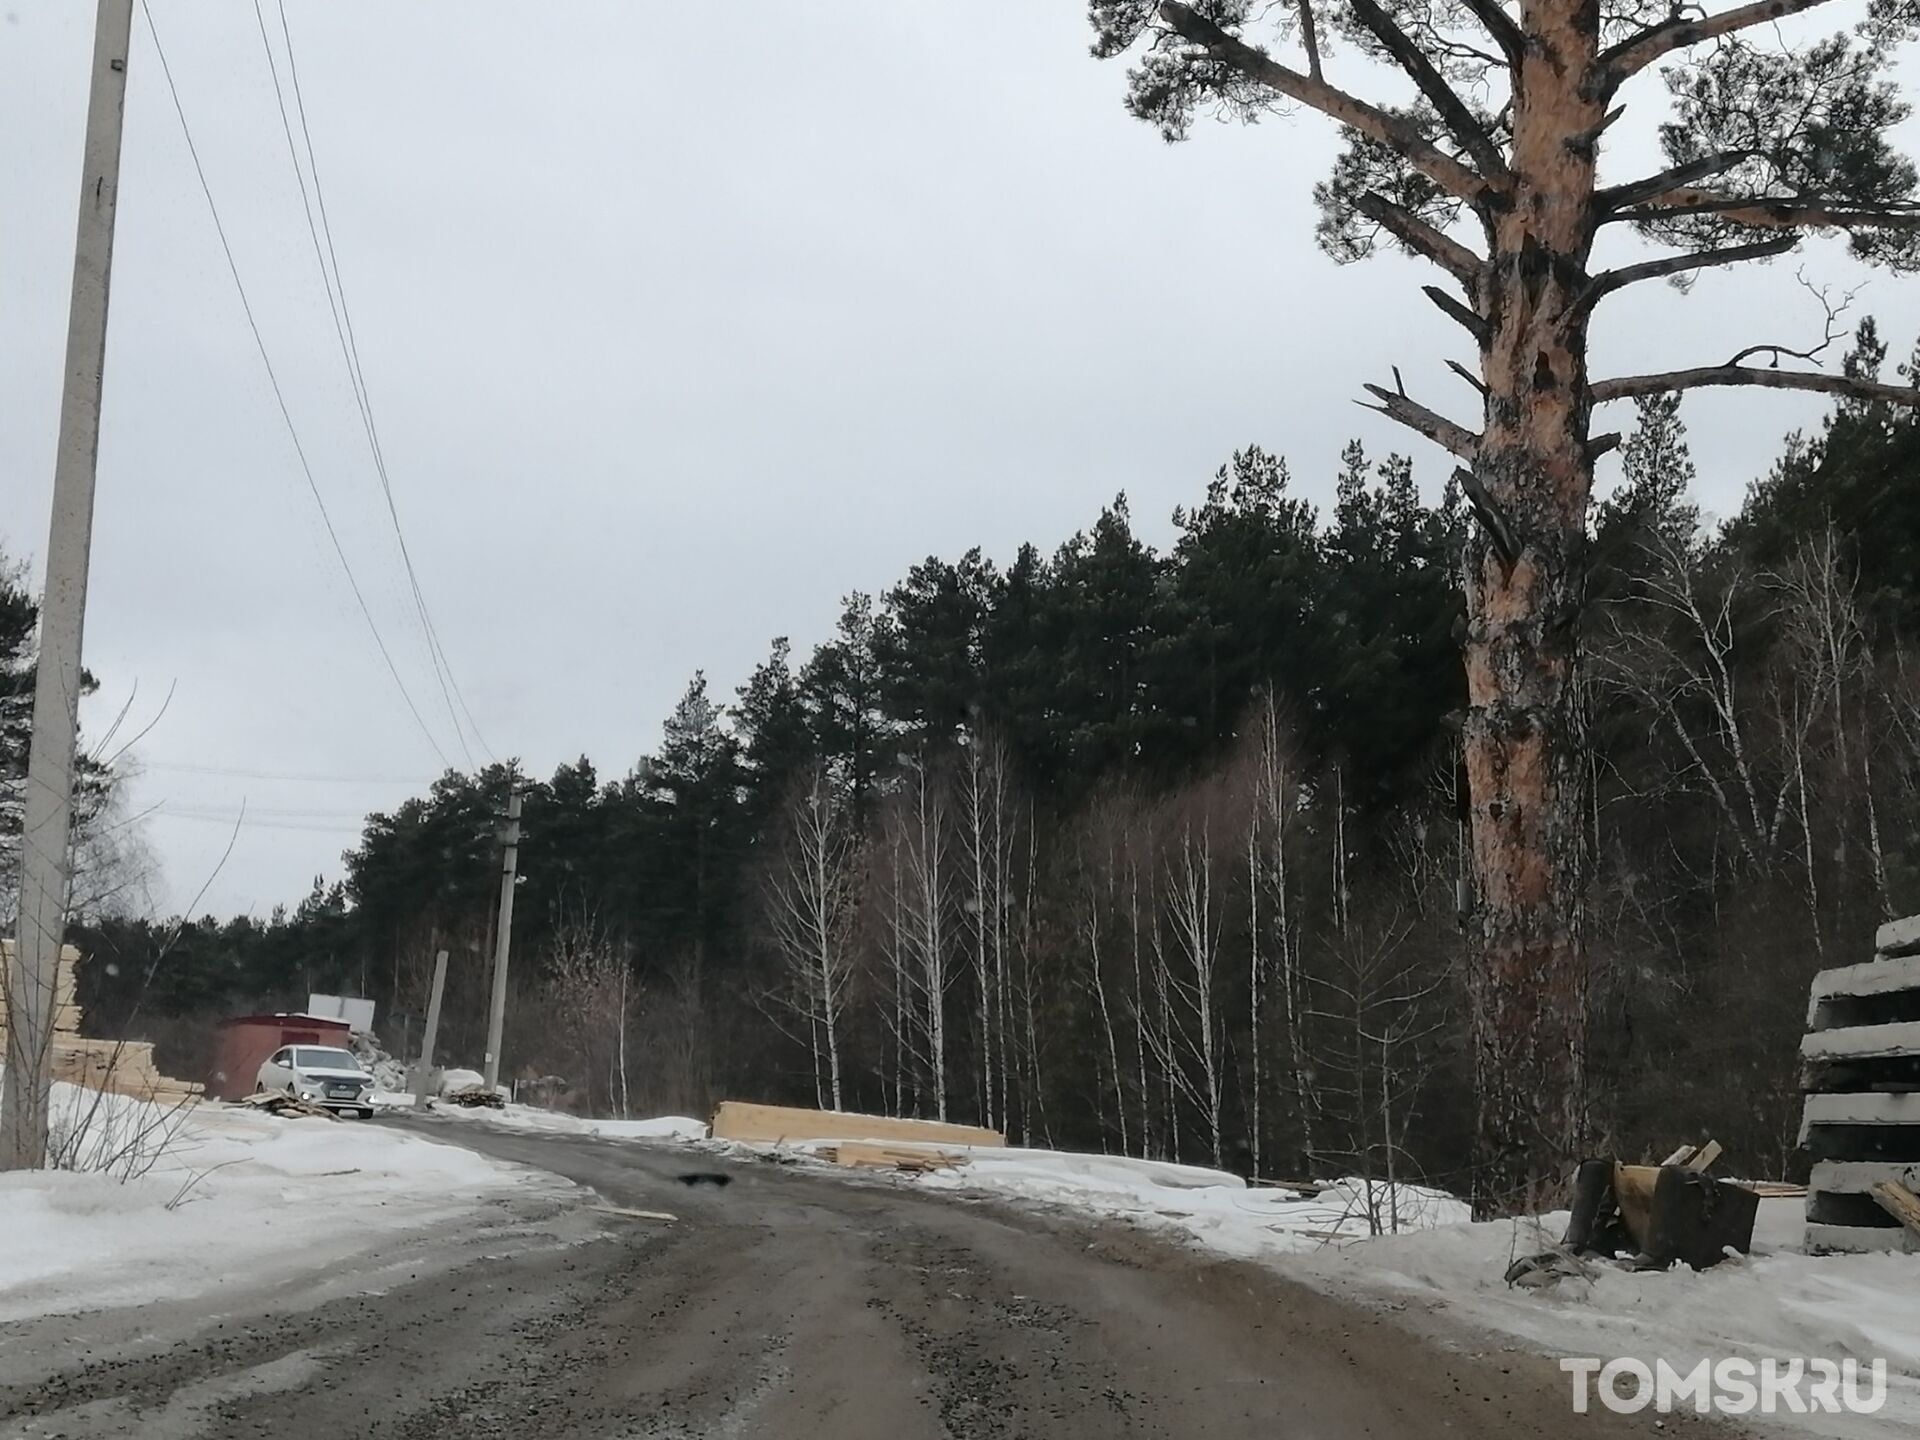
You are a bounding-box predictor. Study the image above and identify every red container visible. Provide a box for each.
[208,1013,353,1101]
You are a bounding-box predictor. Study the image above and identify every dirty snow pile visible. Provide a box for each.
[1288,1197,1920,1440]
[0,1080,564,1323]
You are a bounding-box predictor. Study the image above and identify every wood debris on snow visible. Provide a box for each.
[818,1141,967,1173]
[238,1091,339,1120]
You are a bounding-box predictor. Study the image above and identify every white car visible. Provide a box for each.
[256,1045,376,1117]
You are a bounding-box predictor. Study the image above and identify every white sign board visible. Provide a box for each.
[307,993,377,1033]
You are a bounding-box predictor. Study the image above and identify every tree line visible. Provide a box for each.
[53,327,1920,1197]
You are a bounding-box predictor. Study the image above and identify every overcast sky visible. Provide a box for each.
[4,2,1917,917]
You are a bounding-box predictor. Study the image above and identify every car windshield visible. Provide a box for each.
[294,1047,361,1072]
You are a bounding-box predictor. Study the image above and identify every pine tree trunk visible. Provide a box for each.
[1463,7,1602,1216]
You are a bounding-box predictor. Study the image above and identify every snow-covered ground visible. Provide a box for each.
[870,1143,1468,1255]
[398,1093,709,1141]
[1290,1197,1920,1438]
[0,1081,568,1324]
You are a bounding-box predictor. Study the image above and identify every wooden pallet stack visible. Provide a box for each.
[1799,914,1920,1254]
[1,939,202,1104]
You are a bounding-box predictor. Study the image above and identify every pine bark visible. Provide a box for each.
[1461,0,1603,1215]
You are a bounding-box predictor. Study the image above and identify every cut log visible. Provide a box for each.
[710,1101,1002,1148]
[1871,1181,1920,1236]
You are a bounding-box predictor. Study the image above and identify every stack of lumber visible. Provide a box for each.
[2,941,202,1104]
[50,1036,203,1103]
[0,940,83,1036]
[1800,914,1920,1253]
[818,1141,966,1173]
[709,1100,1002,1148]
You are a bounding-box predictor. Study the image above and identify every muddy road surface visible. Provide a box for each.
[0,1119,1722,1438]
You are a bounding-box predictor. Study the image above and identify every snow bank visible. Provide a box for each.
[1289,1198,1920,1439]
[0,1080,564,1323]
[810,1142,1468,1256]
[424,1099,709,1142]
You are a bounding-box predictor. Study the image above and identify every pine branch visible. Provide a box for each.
[1358,376,1480,458]
[1591,368,1920,405]
[1452,466,1517,568]
[1596,151,1757,215]
[1423,284,1490,343]
[1455,0,1523,67]
[1352,191,1484,283]
[1156,1,1501,204]
[1345,0,1509,180]
[1617,191,1920,233]
[1572,236,1797,316]
[1600,0,1843,87]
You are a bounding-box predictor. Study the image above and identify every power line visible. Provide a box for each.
[138,0,451,769]
[139,760,435,785]
[264,0,497,767]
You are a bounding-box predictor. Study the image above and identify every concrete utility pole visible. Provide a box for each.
[482,787,522,1093]
[412,949,449,1112]
[3,0,135,1172]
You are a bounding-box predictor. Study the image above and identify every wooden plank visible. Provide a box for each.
[1659,1144,1695,1166]
[1806,1222,1920,1255]
[1809,951,1920,1011]
[1878,915,1920,960]
[1810,1161,1920,1195]
[1799,1091,1920,1144]
[1871,1181,1920,1236]
[710,1101,1002,1149]
[1801,1021,1920,1062]
[1684,1140,1722,1172]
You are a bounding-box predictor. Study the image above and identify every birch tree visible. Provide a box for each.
[1094,0,1920,1209]
[764,765,859,1110]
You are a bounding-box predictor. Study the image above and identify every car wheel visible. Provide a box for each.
[358,1107,375,1119]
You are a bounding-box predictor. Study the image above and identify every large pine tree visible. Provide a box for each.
[1092,0,1920,1210]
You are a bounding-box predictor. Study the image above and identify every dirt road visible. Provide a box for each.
[0,1120,1721,1438]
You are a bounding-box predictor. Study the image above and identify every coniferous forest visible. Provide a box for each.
[22,325,1920,1194]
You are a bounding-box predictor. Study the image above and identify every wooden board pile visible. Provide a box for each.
[239,1090,338,1120]
[0,940,201,1104]
[51,1037,202,1104]
[0,939,84,1037]
[709,1100,1002,1149]
[1800,914,1920,1254]
[817,1141,966,1173]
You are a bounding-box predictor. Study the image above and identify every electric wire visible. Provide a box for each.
[137,0,452,769]
[265,0,497,766]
